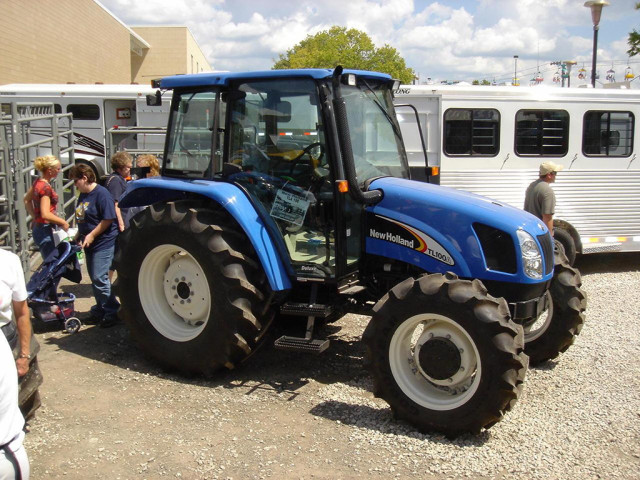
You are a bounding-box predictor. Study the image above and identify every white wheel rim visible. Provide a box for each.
[389,314,481,410]
[139,244,211,342]
[524,291,553,342]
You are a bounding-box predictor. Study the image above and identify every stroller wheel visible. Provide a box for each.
[64,317,82,334]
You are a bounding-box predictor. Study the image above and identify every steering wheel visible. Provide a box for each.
[288,142,324,175]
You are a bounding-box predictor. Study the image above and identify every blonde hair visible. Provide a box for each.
[136,154,160,177]
[34,155,60,173]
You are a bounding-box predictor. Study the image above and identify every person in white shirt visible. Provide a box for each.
[0,332,30,480]
[0,249,40,424]
[0,250,32,379]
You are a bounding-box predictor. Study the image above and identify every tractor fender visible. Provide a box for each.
[118,177,292,292]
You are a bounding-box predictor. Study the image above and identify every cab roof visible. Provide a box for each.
[160,68,392,89]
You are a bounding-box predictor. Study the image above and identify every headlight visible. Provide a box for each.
[517,230,543,279]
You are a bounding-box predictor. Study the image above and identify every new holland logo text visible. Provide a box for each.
[368,214,455,266]
[369,229,415,249]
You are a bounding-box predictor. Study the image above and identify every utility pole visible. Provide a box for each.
[551,61,577,87]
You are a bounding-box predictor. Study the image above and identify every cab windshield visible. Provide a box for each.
[341,81,410,183]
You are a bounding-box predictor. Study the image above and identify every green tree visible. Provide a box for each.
[628,2,640,57]
[273,26,415,84]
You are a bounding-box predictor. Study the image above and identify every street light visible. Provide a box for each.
[584,0,609,88]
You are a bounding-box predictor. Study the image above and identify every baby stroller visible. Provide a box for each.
[27,241,83,334]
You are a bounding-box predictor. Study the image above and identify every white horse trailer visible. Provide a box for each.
[394,85,640,261]
[0,84,170,177]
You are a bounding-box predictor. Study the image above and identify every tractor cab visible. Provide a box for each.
[159,69,407,283]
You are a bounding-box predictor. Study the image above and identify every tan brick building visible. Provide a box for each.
[0,0,212,85]
[131,26,211,84]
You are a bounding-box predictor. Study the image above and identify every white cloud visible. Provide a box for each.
[99,0,640,84]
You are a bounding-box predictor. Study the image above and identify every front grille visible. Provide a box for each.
[473,223,517,274]
[537,233,554,275]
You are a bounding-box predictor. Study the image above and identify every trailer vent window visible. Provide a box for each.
[515,109,569,157]
[443,108,500,156]
[66,104,100,121]
[583,111,634,157]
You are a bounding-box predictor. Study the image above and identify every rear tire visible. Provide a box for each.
[115,200,274,376]
[363,273,528,438]
[523,249,586,365]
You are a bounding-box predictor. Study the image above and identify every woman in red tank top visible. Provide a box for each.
[25,156,69,260]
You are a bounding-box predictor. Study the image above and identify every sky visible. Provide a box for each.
[100,0,640,87]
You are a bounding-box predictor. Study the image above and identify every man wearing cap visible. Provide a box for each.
[524,161,564,236]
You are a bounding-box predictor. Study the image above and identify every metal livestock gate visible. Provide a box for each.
[0,101,76,275]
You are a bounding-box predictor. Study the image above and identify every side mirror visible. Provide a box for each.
[146,90,162,106]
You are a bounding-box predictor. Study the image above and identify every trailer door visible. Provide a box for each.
[104,99,137,152]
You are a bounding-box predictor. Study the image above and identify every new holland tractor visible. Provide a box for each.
[115,67,586,437]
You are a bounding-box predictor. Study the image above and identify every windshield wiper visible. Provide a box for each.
[361,79,403,139]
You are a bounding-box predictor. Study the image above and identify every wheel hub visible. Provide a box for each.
[162,253,209,327]
[176,281,191,300]
[417,337,462,380]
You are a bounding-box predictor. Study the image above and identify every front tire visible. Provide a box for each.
[553,228,576,266]
[523,249,586,365]
[363,273,528,437]
[115,200,274,376]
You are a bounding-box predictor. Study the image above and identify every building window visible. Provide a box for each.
[66,104,100,121]
[443,108,500,156]
[583,111,634,157]
[515,109,569,156]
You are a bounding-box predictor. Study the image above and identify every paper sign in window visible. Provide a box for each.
[270,189,310,226]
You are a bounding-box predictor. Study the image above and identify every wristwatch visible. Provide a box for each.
[19,353,31,359]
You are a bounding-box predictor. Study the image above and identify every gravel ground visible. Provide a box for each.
[23,252,640,479]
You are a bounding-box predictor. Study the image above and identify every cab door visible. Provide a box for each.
[224,78,351,281]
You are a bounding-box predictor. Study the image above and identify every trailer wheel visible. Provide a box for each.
[115,200,274,376]
[523,249,586,365]
[363,273,528,438]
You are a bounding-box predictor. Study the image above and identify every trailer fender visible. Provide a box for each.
[553,219,582,253]
[118,178,292,292]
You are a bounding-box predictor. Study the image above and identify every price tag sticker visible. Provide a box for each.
[270,189,310,226]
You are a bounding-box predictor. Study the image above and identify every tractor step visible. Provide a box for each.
[280,302,332,318]
[274,335,330,354]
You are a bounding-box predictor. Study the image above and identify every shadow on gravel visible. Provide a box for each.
[39,315,371,399]
[308,400,493,446]
[575,251,640,275]
[530,358,560,371]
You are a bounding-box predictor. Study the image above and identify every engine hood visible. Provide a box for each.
[366,177,550,282]
[369,177,546,232]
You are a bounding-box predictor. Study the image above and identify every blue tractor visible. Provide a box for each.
[116,67,586,437]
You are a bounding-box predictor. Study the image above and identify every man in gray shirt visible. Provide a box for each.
[524,161,564,237]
